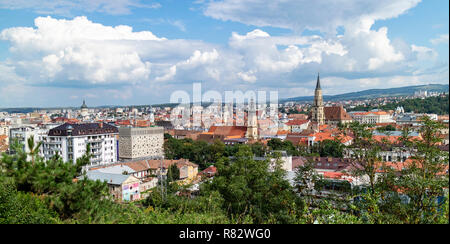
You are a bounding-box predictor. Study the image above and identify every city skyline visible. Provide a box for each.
[0,0,448,107]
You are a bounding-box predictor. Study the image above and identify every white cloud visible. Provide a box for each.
[203,0,420,33]
[0,0,161,16]
[411,45,438,60]
[0,16,160,85]
[168,20,187,32]
[202,0,424,73]
[155,49,221,82]
[0,12,447,106]
[228,29,347,75]
[237,70,257,83]
[430,34,449,45]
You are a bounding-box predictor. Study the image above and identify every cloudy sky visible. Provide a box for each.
[0,0,448,107]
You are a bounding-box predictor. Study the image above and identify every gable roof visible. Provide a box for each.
[292,156,355,172]
[208,126,247,137]
[285,120,309,126]
[324,106,352,121]
[82,171,134,185]
[92,165,135,175]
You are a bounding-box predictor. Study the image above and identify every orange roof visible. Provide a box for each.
[276,130,289,135]
[321,171,353,182]
[322,171,345,179]
[375,159,448,175]
[373,135,421,144]
[311,132,353,144]
[208,126,247,138]
[319,124,328,130]
[313,132,334,142]
[136,120,151,127]
[115,120,131,126]
[225,135,242,139]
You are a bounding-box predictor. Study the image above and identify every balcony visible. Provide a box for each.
[87,138,103,143]
[90,144,102,150]
[46,140,62,144]
[90,157,102,163]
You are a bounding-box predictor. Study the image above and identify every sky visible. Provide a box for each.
[0,0,448,107]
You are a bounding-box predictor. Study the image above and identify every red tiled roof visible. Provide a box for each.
[286,134,309,146]
[324,106,352,121]
[292,156,354,172]
[199,165,217,177]
[288,114,309,120]
[286,119,309,126]
[207,126,247,137]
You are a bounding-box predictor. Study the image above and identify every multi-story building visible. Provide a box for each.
[9,125,48,154]
[349,111,393,124]
[0,124,9,136]
[285,119,310,133]
[43,123,118,167]
[396,113,438,126]
[324,106,353,125]
[118,126,164,160]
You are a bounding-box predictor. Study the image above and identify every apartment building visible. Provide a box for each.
[43,123,119,167]
[9,125,48,154]
[0,124,9,136]
[118,126,164,160]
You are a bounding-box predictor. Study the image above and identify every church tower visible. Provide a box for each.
[311,73,325,125]
[246,98,258,140]
[80,99,89,117]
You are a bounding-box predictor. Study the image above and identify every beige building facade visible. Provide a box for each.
[118,126,164,160]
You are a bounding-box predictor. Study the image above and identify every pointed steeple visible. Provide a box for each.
[315,73,321,90]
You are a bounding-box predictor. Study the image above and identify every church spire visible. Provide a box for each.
[315,73,321,90]
[312,72,324,126]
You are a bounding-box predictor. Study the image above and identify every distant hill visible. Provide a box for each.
[0,107,37,114]
[1,84,448,113]
[282,84,449,103]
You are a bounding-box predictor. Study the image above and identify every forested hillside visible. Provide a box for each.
[348,95,449,115]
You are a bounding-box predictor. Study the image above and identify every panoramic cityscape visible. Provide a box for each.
[0,0,448,231]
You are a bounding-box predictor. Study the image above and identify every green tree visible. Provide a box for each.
[340,121,381,194]
[251,142,266,157]
[318,139,344,158]
[378,116,449,223]
[203,145,303,223]
[27,135,42,166]
[0,178,60,224]
[167,164,180,183]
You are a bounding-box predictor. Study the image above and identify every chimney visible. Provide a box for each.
[328,157,333,162]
